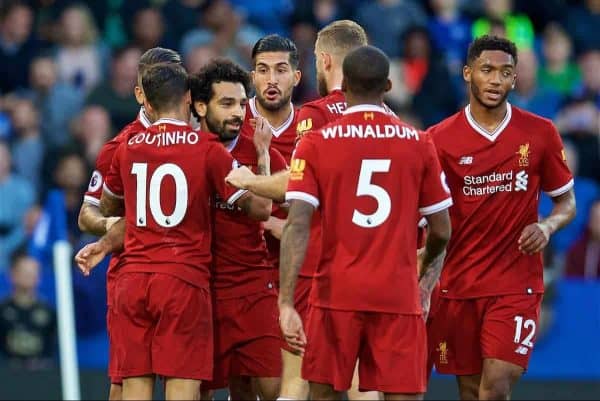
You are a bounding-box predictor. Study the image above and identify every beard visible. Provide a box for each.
[317,71,328,97]
[255,88,292,111]
[470,82,509,110]
[205,113,242,142]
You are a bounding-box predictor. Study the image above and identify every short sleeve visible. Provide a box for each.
[207,141,247,205]
[285,135,320,208]
[296,105,327,142]
[84,141,119,205]
[540,124,574,197]
[103,141,125,199]
[419,139,453,215]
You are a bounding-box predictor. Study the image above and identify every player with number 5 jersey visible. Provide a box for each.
[279,46,452,398]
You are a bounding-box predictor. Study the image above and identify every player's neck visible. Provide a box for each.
[345,93,384,109]
[154,110,188,124]
[254,98,292,129]
[327,70,343,94]
[468,99,509,132]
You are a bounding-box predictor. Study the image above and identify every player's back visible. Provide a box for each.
[289,105,451,314]
[108,119,240,288]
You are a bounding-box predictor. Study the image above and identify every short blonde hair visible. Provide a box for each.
[316,20,368,57]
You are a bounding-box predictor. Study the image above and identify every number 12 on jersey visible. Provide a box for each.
[352,159,391,228]
[131,162,189,228]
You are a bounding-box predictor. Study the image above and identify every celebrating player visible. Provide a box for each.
[76,63,269,400]
[189,59,287,400]
[76,47,182,401]
[427,35,576,400]
[279,45,452,400]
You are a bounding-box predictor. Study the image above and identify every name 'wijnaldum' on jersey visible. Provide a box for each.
[321,124,420,140]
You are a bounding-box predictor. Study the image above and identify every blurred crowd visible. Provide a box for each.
[0,0,598,368]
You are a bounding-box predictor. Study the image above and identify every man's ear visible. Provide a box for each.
[194,100,208,118]
[385,78,392,93]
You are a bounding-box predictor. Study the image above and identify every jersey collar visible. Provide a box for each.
[465,103,512,142]
[342,104,387,115]
[152,118,189,127]
[225,134,240,153]
[249,97,295,138]
[138,107,152,128]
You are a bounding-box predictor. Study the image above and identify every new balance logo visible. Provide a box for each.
[459,156,473,165]
[515,345,529,355]
[515,170,528,191]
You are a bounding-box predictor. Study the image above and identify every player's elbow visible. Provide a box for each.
[426,210,452,246]
[78,205,90,232]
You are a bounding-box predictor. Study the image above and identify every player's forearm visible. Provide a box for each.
[256,148,271,176]
[540,189,576,235]
[78,202,110,236]
[98,218,125,254]
[419,250,446,294]
[279,204,312,306]
[420,210,451,284]
[99,191,124,217]
[246,170,289,203]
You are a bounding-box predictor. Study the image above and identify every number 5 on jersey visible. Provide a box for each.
[352,159,391,228]
[131,162,188,228]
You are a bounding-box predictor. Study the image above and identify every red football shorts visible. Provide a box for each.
[112,272,213,380]
[429,293,543,375]
[107,306,122,384]
[202,289,283,390]
[302,307,427,394]
[282,276,312,355]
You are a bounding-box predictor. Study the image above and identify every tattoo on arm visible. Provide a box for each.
[100,218,125,253]
[99,191,124,217]
[279,200,314,305]
[79,202,108,236]
[256,149,271,176]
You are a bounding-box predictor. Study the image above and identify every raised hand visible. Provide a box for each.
[252,116,273,152]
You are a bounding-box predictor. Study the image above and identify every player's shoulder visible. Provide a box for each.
[510,104,556,133]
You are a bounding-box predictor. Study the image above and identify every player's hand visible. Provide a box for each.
[518,222,551,255]
[279,303,306,355]
[75,241,108,276]
[225,166,255,189]
[252,116,273,152]
[104,216,122,233]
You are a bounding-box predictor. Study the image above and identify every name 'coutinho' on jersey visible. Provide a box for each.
[320,123,420,140]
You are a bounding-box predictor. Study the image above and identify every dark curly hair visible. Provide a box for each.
[189,58,251,120]
[467,35,518,66]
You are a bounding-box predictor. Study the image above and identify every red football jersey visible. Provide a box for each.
[242,96,298,163]
[241,96,298,271]
[429,104,573,299]
[211,134,288,299]
[83,107,151,306]
[294,90,397,279]
[104,118,246,289]
[286,105,452,314]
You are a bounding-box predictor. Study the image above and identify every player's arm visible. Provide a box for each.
[78,202,121,237]
[99,189,124,217]
[519,189,576,254]
[226,168,289,203]
[418,209,451,284]
[75,218,125,276]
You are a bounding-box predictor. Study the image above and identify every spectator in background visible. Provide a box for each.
[471,0,534,49]
[565,0,600,56]
[231,0,294,36]
[9,98,44,194]
[0,1,41,94]
[86,45,141,131]
[21,55,84,148]
[0,252,55,370]
[162,0,205,47]
[54,4,106,95]
[290,0,345,30]
[0,141,35,271]
[69,105,113,168]
[403,26,459,128]
[353,0,427,59]
[539,23,582,96]
[574,48,600,108]
[540,141,600,256]
[185,41,219,73]
[566,200,600,280]
[555,94,600,184]
[427,0,471,97]
[130,7,175,52]
[510,48,562,119]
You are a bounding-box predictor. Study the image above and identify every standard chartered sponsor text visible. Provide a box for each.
[463,171,525,196]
